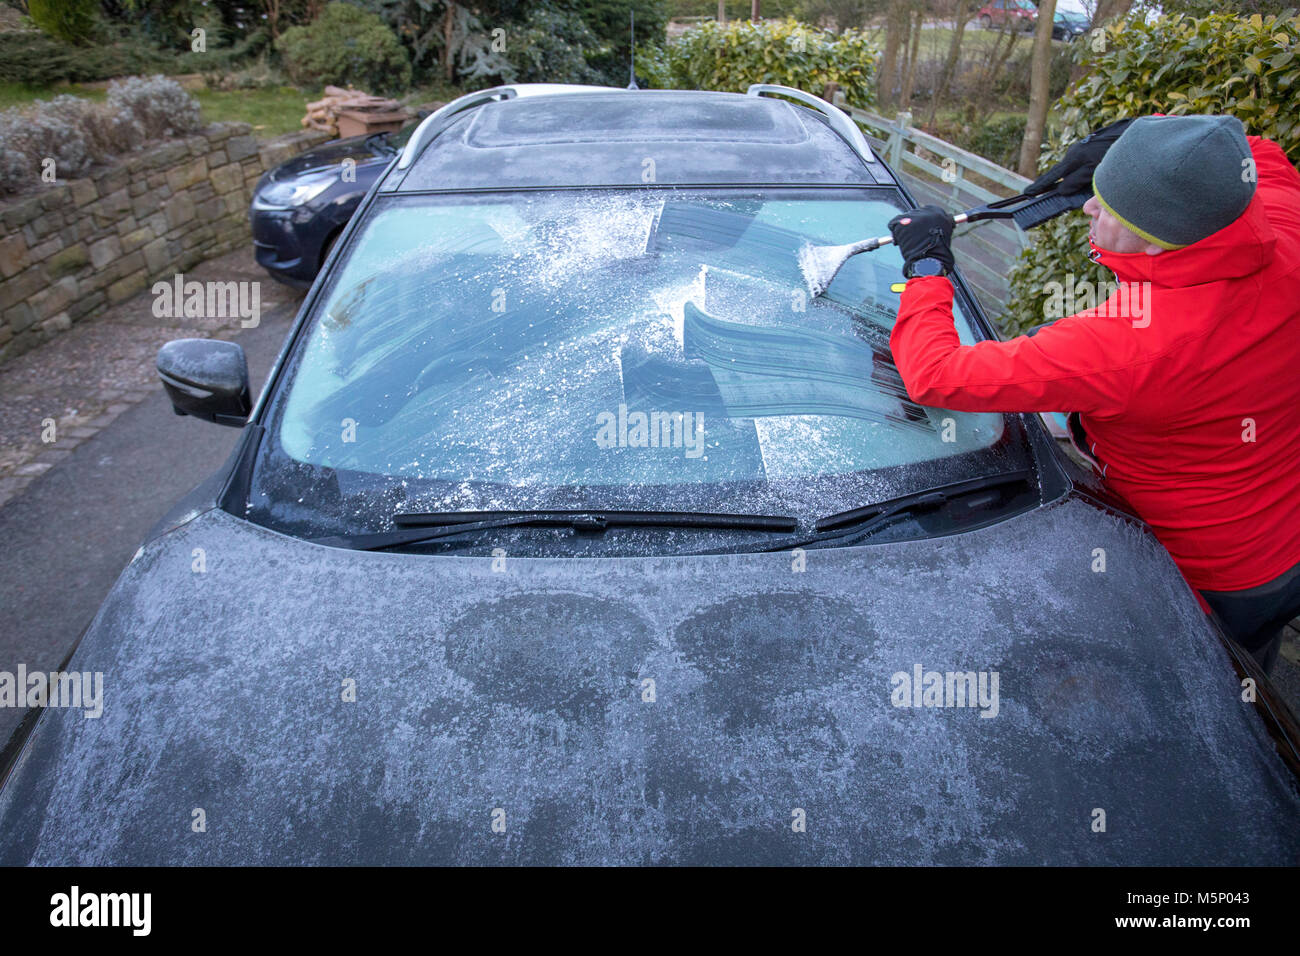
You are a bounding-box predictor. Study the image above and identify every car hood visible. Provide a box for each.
[266,134,393,182]
[2,498,1297,865]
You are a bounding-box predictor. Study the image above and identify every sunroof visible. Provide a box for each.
[463,91,811,148]
[393,90,882,189]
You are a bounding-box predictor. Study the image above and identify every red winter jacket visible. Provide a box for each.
[890,134,1300,594]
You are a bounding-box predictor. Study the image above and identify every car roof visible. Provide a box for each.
[388,88,890,191]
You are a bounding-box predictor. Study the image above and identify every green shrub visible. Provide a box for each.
[278,2,412,95]
[1002,10,1300,336]
[118,0,207,51]
[461,7,605,88]
[0,28,171,85]
[966,114,1027,170]
[28,0,98,45]
[570,0,669,85]
[175,26,276,79]
[636,18,878,109]
[352,0,446,72]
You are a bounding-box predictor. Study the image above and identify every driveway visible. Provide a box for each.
[0,249,302,744]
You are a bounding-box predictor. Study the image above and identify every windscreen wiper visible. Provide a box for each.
[760,469,1037,553]
[311,509,798,552]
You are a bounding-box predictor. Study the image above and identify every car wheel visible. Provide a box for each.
[980,14,992,28]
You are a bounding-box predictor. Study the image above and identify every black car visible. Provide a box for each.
[2,84,1298,865]
[250,123,416,287]
[1052,8,1091,40]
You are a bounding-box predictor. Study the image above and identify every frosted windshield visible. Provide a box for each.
[274,189,1004,506]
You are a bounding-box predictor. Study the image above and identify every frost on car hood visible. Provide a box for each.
[1,498,1297,865]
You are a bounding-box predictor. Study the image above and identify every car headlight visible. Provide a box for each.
[254,178,333,209]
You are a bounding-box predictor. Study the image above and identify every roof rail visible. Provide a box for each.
[396,87,517,171]
[395,83,625,172]
[745,84,878,167]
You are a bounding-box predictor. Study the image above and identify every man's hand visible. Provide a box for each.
[1025,117,1136,196]
[887,204,955,275]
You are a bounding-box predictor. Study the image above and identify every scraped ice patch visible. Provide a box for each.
[798,240,851,298]
[754,415,894,478]
[649,265,708,348]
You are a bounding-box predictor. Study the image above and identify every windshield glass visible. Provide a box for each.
[252,187,1032,542]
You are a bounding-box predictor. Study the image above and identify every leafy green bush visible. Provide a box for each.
[0,28,170,85]
[278,2,412,95]
[510,9,606,85]
[116,0,206,51]
[354,0,447,72]
[28,0,98,45]
[636,18,877,108]
[175,26,276,79]
[1002,10,1300,336]
[568,0,669,85]
[461,7,606,88]
[967,114,1027,170]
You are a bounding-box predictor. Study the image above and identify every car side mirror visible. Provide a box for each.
[157,338,251,427]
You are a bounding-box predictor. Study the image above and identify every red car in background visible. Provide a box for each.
[977,0,1038,31]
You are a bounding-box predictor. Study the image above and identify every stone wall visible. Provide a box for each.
[0,122,331,364]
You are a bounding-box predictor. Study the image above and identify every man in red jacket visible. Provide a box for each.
[887,114,1300,673]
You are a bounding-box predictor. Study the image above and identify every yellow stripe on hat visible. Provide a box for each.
[1091,174,1187,251]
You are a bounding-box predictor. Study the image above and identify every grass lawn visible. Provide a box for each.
[192,87,312,137]
[0,81,107,109]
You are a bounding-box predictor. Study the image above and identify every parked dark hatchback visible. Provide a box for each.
[2,85,1297,865]
[1052,9,1091,40]
[250,123,416,287]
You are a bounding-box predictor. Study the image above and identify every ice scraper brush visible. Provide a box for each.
[799,188,1089,299]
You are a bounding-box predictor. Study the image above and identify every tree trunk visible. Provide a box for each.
[718,0,726,22]
[444,2,456,83]
[751,0,760,20]
[927,0,972,126]
[899,7,923,111]
[1018,0,1058,176]
[979,18,1022,112]
[1092,0,1134,26]
[878,0,910,110]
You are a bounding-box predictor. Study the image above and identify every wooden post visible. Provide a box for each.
[891,111,911,170]
[751,0,760,21]
[717,0,726,23]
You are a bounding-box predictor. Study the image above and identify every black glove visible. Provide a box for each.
[1025,117,1136,196]
[887,204,955,275]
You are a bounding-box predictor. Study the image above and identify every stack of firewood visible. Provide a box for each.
[302,86,404,136]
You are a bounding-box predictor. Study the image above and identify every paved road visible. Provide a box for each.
[0,301,297,744]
